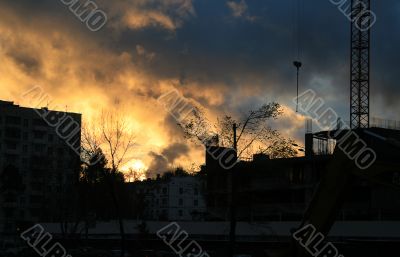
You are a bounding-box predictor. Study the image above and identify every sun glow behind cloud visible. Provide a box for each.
[0,1,302,174]
[0,3,206,175]
[121,159,148,181]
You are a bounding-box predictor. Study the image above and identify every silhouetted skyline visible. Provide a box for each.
[1,1,399,173]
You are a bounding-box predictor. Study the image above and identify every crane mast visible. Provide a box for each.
[350,0,371,129]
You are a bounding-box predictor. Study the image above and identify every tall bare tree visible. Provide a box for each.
[82,111,134,169]
[82,110,135,257]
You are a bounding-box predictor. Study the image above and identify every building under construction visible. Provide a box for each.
[206,121,400,223]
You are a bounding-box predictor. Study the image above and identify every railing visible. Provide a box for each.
[310,117,400,131]
[371,117,400,130]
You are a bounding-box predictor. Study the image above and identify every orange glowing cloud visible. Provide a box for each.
[0,1,309,177]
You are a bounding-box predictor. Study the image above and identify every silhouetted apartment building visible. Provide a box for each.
[0,100,81,233]
[206,127,400,222]
[206,147,331,221]
[130,175,207,221]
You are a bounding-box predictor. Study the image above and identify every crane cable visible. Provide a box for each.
[293,0,303,112]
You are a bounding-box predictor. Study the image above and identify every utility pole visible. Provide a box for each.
[233,123,237,151]
[294,61,302,112]
[228,123,238,257]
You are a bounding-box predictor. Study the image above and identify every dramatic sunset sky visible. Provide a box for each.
[1,0,399,176]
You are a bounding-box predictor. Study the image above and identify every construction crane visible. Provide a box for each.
[271,2,377,256]
[350,0,371,129]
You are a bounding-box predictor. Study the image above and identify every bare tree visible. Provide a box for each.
[179,107,214,144]
[82,110,135,257]
[179,101,297,159]
[100,112,135,173]
[82,111,134,169]
[258,130,298,159]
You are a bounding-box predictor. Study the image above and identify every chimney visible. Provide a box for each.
[305,119,314,157]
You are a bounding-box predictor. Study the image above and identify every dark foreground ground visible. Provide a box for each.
[3,238,397,257]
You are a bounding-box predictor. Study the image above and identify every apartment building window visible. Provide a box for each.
[5,116,21,125]
[32,169,45,178]
[33,143,46,153]
[4,154,19,163]
[33,119,46,127]
[194,200,198,206]
[162,187,167,194]
[4,193,16,203]
[179,210,183,217]
[33,130,46,139]
[5,141,17,150]
[23,119,29,127]
[162,198,167,205]
[5,127,21,139]
[22,158,28,168]
[4,210,15,219]
[31,183,43,192]
[23,132,28,140]
[30,208,41,218]
[30,195,42,203]
[194,188,199,195]
[179,187,183,194]
[179,199,183,206]
[22,145,28,153]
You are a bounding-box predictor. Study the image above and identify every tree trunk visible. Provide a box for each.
[228,123,238,257]
[107,171,126,257]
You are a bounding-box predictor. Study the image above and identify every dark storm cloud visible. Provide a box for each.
[163,115,187,141]
[109,0,400,119]
[147,152,169,175]
[147,143,189,175]
[162,142,189,161]
[7,50,41,75]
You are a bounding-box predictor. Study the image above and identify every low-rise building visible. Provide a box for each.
[130,175,207,221]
